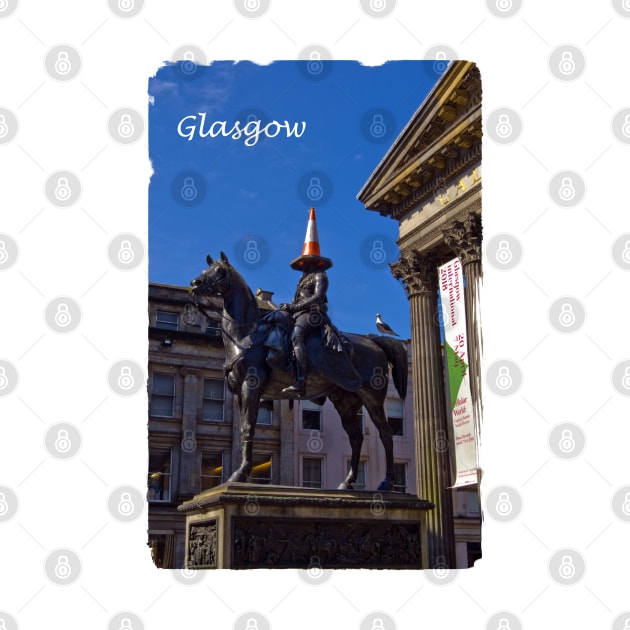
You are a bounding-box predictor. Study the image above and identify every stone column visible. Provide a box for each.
[443,211,483,443]
[391,251,456,568]
[179,368,201,497]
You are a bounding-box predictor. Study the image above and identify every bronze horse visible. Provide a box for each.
[190,252,408,491]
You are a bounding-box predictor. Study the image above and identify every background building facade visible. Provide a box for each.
[147,283,472,568]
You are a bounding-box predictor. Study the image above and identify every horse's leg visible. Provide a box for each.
[329,390,363,490]
[228,377,262,483]
[363,397,395,491]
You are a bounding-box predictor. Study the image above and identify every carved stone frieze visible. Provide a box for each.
[231,517,422,569]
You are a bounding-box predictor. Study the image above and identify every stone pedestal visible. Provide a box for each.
[178,483,434,569]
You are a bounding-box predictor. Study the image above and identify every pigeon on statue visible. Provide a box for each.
[376,313,399,336]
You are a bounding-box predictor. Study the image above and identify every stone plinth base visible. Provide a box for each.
[178,483,434,569]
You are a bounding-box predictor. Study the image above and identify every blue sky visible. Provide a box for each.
[148,60,444,339]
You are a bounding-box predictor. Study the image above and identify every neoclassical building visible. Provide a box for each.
[358,60,482,568]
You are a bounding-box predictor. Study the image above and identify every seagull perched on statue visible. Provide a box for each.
[376,314,399,336]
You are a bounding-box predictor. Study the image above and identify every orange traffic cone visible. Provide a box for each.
[290,208,333,270]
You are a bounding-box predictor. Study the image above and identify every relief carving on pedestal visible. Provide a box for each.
[231,518,422,569]
[188,519,218,569]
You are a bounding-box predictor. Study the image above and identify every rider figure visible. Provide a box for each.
[280,208,333,396]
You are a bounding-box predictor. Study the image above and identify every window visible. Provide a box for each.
[206,320,222,336]
[387,399,404,436]
[346,459,366,490]
[201,452,223,491]
[302,400,322,431]
[156,310,179,331]
[303,457,323,489]
[202,378,224,421]
[148,450,172,502]
[461,489,481,517]
[250,453,272,484]
[150,373,175,417]
[257,401,273,426]
[393,462,407,493]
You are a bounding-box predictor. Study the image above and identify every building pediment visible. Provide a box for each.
[357,61,481,221]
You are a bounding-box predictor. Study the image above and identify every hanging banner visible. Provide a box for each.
[438,257,478,487]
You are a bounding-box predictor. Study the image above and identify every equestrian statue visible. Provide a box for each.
[190,208,408,491]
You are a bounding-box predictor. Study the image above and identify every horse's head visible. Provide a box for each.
[190,251,232,300]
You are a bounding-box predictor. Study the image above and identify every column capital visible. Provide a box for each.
[390,250,440,297]
[442,212,482,266]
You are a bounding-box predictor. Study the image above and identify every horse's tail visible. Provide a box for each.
[371,336,408,400]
